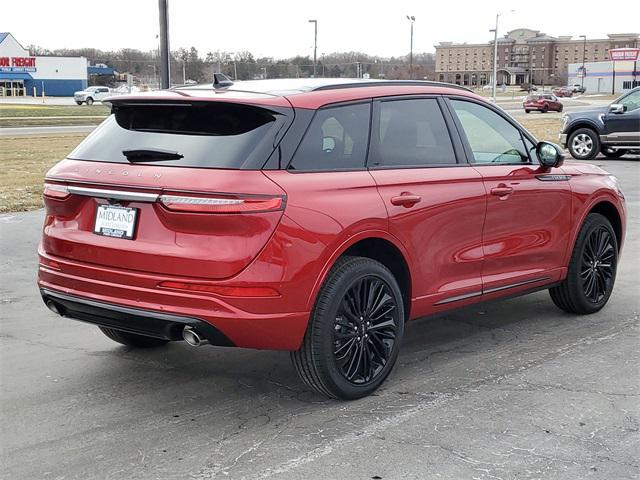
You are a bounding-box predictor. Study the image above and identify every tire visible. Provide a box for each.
[549,213,618,314]
[75,101,83,105]
[99,327,169,348]
[601,147,625,158]
[85,97,94,105]
[568,128,600,160]
[291,256,405,400]
[525,109,531,114]
[558,105,564,112]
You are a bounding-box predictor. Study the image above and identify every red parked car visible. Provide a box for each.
[523,93,564,113]
[552,87,573,98]
[39,78,626,399]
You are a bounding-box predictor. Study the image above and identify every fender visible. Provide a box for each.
[565,118,603,137]
[563,190,626,266]
[304,229,415,313]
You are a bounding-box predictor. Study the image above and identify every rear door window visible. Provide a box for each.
[68,102,288,169]
[370,98,456,167]
[288,103,370,171]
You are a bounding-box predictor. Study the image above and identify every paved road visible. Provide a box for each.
[0,125,97,136]
[1,159,638,480]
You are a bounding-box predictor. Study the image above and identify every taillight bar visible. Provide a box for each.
[159,194,284,213]
[43,183,70,199]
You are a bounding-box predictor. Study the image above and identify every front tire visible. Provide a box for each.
[99,327,169,348]
[291,256,405,400]
[550,213,618,314]
[75,101,83,105]
[568,128,600,160]
[85,97,94,105]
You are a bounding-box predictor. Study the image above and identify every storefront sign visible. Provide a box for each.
[608,48,640,62]
[0,56,37,72]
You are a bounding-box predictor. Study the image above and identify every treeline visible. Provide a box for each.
[27,45,435,85]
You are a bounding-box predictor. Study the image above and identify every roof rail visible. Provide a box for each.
[312,80,473,93]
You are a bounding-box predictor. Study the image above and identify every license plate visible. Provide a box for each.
[94,204,138,239]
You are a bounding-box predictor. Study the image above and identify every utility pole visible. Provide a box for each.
[580,35,587,91]
[406,16,415,79]
[309,20,318,77]
[182,59,186,84]
[158,0,171,89]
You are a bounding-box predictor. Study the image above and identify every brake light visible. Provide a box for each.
[158,281,280,298]
[158,194,284,213]
[43,183,70,200]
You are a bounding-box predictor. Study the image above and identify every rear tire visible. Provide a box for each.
[525,109,531,114]
[549,213,618,314]
[291,256,405,400]
[601,147,625,158]
[85,97,94,105]
[559,105,564,112]
[99,327,169,348]
[568,128,600,160]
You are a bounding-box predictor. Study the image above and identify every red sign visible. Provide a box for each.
[0,56,37,72]
[608,48,640,61]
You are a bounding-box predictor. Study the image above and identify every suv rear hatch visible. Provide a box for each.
[42,98,292,280]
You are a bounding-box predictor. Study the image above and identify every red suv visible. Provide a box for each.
[39,79,626,399]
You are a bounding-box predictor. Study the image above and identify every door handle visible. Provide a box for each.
[390,193,422,207]
[490,185,514,197]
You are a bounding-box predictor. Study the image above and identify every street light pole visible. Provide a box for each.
[406,16,415,79]
[491,13,499,102]
[309,20,318,78]
[580,35,587,90]
[158,0,171,89]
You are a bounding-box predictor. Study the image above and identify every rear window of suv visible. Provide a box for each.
[68,102,288,169]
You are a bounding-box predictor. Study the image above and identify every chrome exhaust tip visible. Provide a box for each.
[182,326,208,347]
[46,300,61,315]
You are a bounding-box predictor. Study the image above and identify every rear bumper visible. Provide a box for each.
[38,250,310,351]
[41,288,234,345]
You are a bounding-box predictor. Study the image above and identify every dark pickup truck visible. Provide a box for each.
[560,86,640,159]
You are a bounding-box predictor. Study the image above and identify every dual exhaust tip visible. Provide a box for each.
[182,326,208,347]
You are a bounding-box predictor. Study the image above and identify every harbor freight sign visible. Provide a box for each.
[0,56,37,72]
[608,48,640,61]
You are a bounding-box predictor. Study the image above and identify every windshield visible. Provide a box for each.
[68,102,289,169]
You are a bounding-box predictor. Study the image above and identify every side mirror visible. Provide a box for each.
[609,103,625,114]
[536,141,564,168]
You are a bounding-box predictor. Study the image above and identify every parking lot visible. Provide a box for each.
[0,156,638,479]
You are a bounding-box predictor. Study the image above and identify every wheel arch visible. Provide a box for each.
[565,121,600,140]
[588,200,623,251]
[308,232,414,321]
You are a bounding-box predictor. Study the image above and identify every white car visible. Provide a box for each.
[74,86,110,105]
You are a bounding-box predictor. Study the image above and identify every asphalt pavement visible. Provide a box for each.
[1,158,638,480]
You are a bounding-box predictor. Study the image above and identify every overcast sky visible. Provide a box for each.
[5,0,639,58]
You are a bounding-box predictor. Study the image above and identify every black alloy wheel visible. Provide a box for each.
[332,275,399,384]
[291,256,405,399]
[580,226,615,304]
[549,213,618,314]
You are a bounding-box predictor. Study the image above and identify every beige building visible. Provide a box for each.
[435,29,639,87]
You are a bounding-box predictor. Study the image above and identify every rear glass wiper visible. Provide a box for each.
[122,149,184,162]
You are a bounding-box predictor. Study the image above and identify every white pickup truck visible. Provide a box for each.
[73,86,110,105]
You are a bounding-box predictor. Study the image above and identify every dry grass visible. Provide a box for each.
[0,134,86,213]
[0,104,109,117]
[518,116,563,143]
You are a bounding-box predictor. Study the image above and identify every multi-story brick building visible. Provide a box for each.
[435,29,639,87]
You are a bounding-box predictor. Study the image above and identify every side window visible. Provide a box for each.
[450,99,530,164]
[289,103,370,171]
[370,98,456,167]
[618,91,640,112]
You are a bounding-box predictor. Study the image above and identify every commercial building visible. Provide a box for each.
[435,29,640,87]
[0,32,88,96]
[569,60,640,94]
